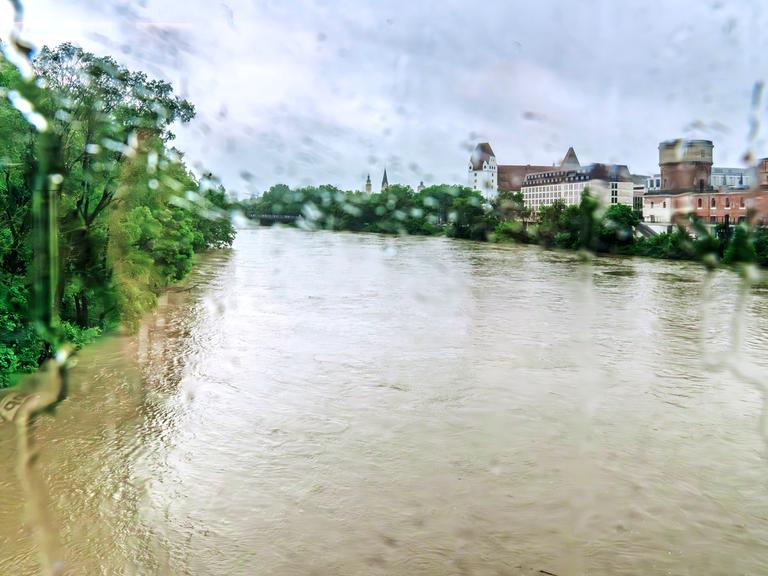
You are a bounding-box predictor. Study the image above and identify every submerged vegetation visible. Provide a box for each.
[237,184,768,269]
[0,43,235,386]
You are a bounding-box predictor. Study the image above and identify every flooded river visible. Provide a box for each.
[2,226,768,575]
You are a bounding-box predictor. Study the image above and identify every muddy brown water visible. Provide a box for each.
[1,226,767,575]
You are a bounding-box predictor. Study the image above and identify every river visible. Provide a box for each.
[2,226,768,575]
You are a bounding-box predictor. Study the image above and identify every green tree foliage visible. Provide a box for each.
[237,183,494,239]
[754,228,768,268]
[492,190,530,223]
[722,224,757,265]
[598,204,639,253]
[0,45,235,386]
[634,228,694,260]
[0,60,42,383]
[488,187,768,269]
[242,180,768,274]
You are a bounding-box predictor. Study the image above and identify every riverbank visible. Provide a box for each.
[234,184,768,275]
[0,239,235,393]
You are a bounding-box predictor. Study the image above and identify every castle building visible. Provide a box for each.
[468,143,498,200]
[468,142,551,201]
[381,169,389,192]
[365,174,372,194]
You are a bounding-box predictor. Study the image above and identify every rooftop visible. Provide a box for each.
[469,142,495,170]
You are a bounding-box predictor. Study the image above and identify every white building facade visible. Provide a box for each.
[646,174,662,192]
[521,164,634,213]
[468,142,498,201]
[642,194,675,225]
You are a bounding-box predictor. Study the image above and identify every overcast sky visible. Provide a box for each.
[7,0,768,196]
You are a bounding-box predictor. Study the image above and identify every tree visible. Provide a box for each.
[445,187,490,240]
[0,44,234,386]
[30,44,199,327]
[599,204,639,252]
[493,190,530,222]
[722,224,757,265]
[536,200,568,247]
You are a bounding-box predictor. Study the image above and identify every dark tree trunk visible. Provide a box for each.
[75,290,89,328]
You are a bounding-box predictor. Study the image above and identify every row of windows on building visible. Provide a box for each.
[647,174,750,189]
[523,183,590,193]
[526,175,589,185]
[648,197,747,209]
[527,191,581,200]
[647,215,749,224]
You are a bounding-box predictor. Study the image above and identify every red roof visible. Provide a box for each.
[498,164,551,191]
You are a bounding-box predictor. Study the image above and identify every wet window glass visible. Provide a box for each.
[1,1,768,575]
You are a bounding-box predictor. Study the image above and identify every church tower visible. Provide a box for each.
[365,174,372,194]
[381,169,389,192]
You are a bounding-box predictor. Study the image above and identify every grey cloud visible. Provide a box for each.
[23,0,768,196]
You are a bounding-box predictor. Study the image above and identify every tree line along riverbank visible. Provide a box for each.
[0,44,235,387]
[234,184,768,270]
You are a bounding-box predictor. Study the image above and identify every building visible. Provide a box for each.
[497,149,575,196]
[468,142,552,201]
[365,174,372,194]
[643,195,674,225]
[560,147,581,170]
[711,167,751,190]
[658,139,714,192]
[381,169,389,192]
[521,161,634,213]
[643,139,713,229]
[753,159,768,223]
[633,183,646,215]
[646,174,662,192]
[758,158,768,188]
[497,163,553,194]
[417,180,425,193]
[650,168,751,191]
[643,140,768,230]
[645,188,768,228]
[468,143,498,200]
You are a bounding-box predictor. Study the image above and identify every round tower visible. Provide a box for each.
[658,139,713,192]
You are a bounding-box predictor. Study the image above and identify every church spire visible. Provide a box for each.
[381,168,389,192]
[365,173,372,194]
